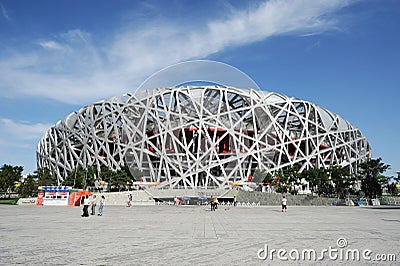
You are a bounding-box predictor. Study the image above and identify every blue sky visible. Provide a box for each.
[0,0,399,177]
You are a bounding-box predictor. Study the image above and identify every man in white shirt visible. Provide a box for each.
[81,196,90,217]
[281,196,287,212]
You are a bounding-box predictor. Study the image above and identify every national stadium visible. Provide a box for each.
[36,61,371,190]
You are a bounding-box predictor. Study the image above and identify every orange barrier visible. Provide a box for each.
[36,192,44,206]
[68,192,82,206]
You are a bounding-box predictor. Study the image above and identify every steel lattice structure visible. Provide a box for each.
[37,86,371,188]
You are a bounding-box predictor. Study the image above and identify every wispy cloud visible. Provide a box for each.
[39,41,64,50]
[0,2,10,21]
[0,118,52,141]
[0,118,51,172]
[0,0,358,105]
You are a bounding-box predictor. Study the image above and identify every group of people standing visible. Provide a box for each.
[81,195,106,217]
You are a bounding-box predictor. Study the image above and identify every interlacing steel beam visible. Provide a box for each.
[37,86,371,188]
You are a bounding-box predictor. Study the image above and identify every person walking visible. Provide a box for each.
[81,196,90,217]
[127,194,132,207]
[210,196,215,211]
[90,195,97,215]
[210,197,218,211]
[233,195,237,207]
[281,195,287,212]
[98,195,105,216]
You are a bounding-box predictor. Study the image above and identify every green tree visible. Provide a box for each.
[121,166,136,181]
[301,168,319,194]
[282,165,301,194]
[283,165,301,183]
[36,167,56,186]
[387,182,398,195]
[361,175,382,198]
[358,158,390,198]
[62,165,97,189]
[275,170,289,194]
[328,165,353,198]
[317,168,334,197]
[18,174,38,198]
[0,164,23,198]
[100,167,118,191]
[63,167,84,188]
[98,166,132,192]
[387,172,400,195]
[114,169,131,191]
[261,171,274,185]
[301,167,333,196]
[85,165,97,186]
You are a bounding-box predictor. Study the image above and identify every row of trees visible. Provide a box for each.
[62,165,137,191]
[0,158,397,199]
[0,164,23,198]
[257,157,392,198]
[0,166,55,198]
[0,164,140,198]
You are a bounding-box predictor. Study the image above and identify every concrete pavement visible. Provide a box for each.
[0,205,399,265]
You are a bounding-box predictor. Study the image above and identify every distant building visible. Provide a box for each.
[37,86,371,188]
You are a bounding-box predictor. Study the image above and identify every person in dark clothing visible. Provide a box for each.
[81,196,90,217]
[91,195,97,215]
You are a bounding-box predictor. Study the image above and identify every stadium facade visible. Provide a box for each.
[37,86,371,189]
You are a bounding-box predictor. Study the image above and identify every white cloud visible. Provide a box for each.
[0,118,51,141]
[0,3,10,21]
[39,41,64,50]
[0,119,50,173]
[61,29,90,43]
[0,0,358,105]
[206,0,347,48]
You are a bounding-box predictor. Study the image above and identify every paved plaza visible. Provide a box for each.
[0,204,399,265]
